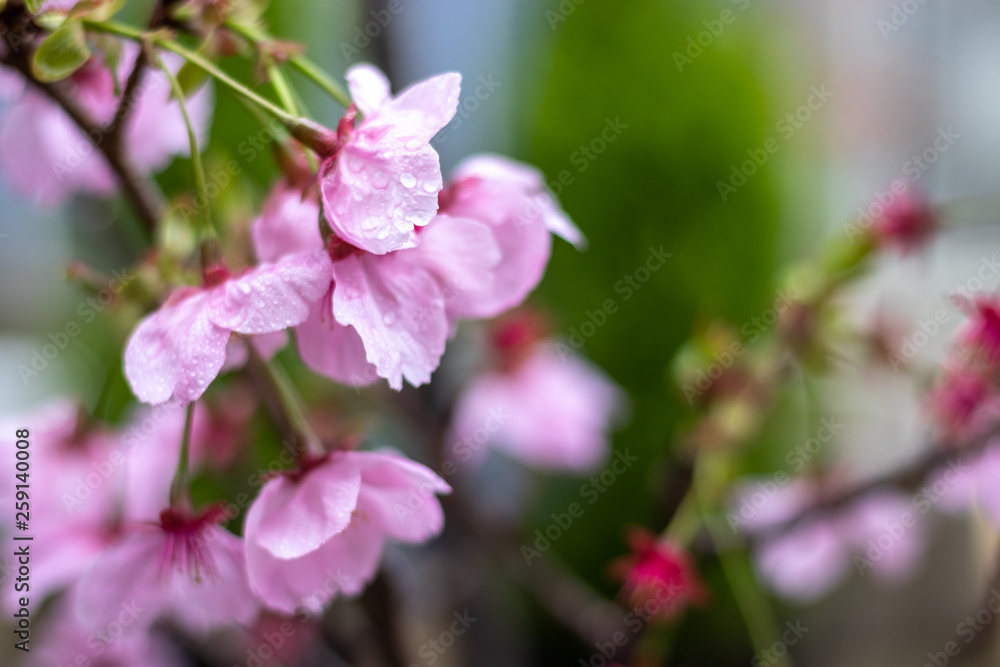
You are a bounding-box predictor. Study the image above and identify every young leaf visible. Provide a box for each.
[32,19,91,82]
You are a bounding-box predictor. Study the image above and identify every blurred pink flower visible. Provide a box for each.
[611,527,705,622]
[0,42,212,206]
[244,450,450,614]
[930,443,1000,523]
[926,366,1000,443]
[0,62,23,101]
[956,296,1000,366]
[75,506,258,636]
[736,480,926,602]
[1,401,121,609]
[319,64,460,255]
[28,594,184,667]
[436,154,585,318]
[871,188,937,254]
[124,251,331,405]
[447,325,623,473]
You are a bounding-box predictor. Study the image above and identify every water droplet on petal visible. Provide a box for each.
[422,181,438,194]
[400,173,416,189]
[372,171,389,189]
[383,312,397,326]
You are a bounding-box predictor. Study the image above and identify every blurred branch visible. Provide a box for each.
[0,4,164,233]
[502,550,628,650]
[753,424,1000,544]
[109,43,148,136]
[359,571,408,667]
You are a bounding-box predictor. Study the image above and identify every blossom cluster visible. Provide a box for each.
[1,30,624,660]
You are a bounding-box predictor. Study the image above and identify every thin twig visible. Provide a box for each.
[109,45,147,135]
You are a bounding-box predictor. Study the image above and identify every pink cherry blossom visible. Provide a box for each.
[839,490,925,582]
[75,506,258,636]
[611,527,705,622]
[448,336,623,473]
[929,444,998,522]
[244,450,450,614]
[28,594,185,667]
[252,181,500,390]
[737,479,926,601]
[435,154,583,318]
[0,42,212,206]
[870,187,937,253]
[319,64,460,255]
[124,250,332,405]
[926,366,1000,443]
[956,295,1000,366]
[0,401,124,610]
[0,63,23,101]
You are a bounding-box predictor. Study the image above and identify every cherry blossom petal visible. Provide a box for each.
[839,491,925,582]
[320,139,442,255]
[376,71,462,142]
[208,252,333,335]
[246,516,384,614]
[398,214,502,320]
[331,254,448,389]
[74,527,172,631]
[0,64,23,101]
[452,153,585,248]
[248,457,362,559]
[124,289,230,405]
[346,63,392,118]
[165,527,259,634]
[0,90,115,205]
[449,346,622,473]
[347,451,451,542]
[754,520,849,602]
[296,296,380,387]
[252,183,323,263]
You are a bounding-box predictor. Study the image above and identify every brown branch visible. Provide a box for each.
[109,45,148,135]
[752,425,1000,544]
[0,7,164,234]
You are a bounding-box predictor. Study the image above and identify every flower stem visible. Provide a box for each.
[695,453,792,667]
[223,19,351,108]
[82,20,336,154]
[170,403,195,507]
[155,52,215,242]
[245,342,323,459]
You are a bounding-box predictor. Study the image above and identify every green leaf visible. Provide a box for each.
[69,0,128,22]
[31,19,91,82]
[24,0,45,13]
[175,59,210,97]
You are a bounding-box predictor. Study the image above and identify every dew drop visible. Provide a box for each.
[400,173,417,189]
[372,171,389,189]
[383,312,397,326]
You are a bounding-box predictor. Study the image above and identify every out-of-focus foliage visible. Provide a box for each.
[520,0,780,662]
